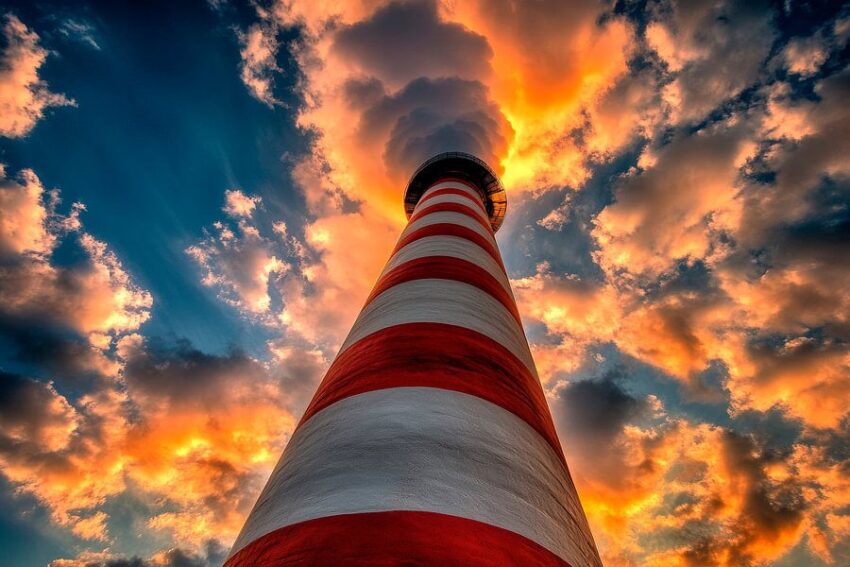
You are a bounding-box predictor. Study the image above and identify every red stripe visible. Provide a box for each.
[225,511,570,567]
[299,322,564,464]
[368,256,520,325]
[409,202,492,233]
[396,223,502,268]
[418,187,486,213]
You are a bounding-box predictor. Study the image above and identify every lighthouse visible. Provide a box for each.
[225,152,602,566]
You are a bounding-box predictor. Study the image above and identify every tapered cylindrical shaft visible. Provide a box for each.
[226,153,601,566]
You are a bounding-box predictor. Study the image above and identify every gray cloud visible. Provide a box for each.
[357,76,510,179]
[60,540,227,567]
[553,369,649,445]
[0,371,76,454]
[122,339,271,409]
[332,0,492,86]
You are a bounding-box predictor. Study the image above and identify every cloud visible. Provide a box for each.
[186,192,288,318]
[360,75,510,181]
[0,14,74,138]
[50,540,227,567]
[0,166,151,347]
[554,371,650,448]
[0,168,299,554]
[647,0,775,124]
[277,207,396,346]
[583,70,662,159]
[222,189,261,218]
[331,0,492,87]
[548,372,673,562]
[511,263,620,380]
[593,123,754,280]
[783,36,829,77]
[740,67,850,238]
[447,0,634,189]
[58,18,100,50]
[1,335,296,551]
[0,167,151,542]
[118,338,295,547]
[549,372,815,565]
[238,23,282,107]
[0,377,126,541]
[0,371,79,453]
[0,165,60,256]
[282,0,513,223]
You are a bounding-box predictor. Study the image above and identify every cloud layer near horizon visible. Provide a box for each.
[1,1,850,566]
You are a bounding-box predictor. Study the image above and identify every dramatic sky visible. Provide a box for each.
[0,0,848,565]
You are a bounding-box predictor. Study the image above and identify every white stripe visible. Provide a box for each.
[381,235,512,295]
[415,193,486,218]
[228,387,601,567]
[423,181,484,203]
[413,193,490,222]
[420,185,486,213]
[401,211,495,246]
[340,279,534,374]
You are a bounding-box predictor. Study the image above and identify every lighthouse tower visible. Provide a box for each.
[225,152,602,566]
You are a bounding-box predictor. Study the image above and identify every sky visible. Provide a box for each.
[0,0,848,565]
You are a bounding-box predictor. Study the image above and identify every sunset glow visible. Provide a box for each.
[1,0,849,565]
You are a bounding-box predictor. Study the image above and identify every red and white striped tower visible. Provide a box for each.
[225,152,602,566]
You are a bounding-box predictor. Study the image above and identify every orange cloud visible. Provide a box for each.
[0,14,74,138]
[0,167,151,349]
[224,0,642,378]
[446,0,633,189]
[1,338,297,549]
[511,263,620,381]
[593,124,754,280]
[0,168,295,552]
[646,0,775,125]
[118,339,297,547]
[17,1,849,564]
[549,377,815,566]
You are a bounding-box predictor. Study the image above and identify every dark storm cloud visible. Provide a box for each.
[342,76,386,109]
[734,407,804,459]
[357,76,510,178]
[328,1,509,182]
[120,335,321,423]
[122,339,270,408]
[0,314,113,386]
[0,371,75,453]
[386,107,500,172]
[554,369,649,445]
[548,368,674,494]
[332,0,492,85]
